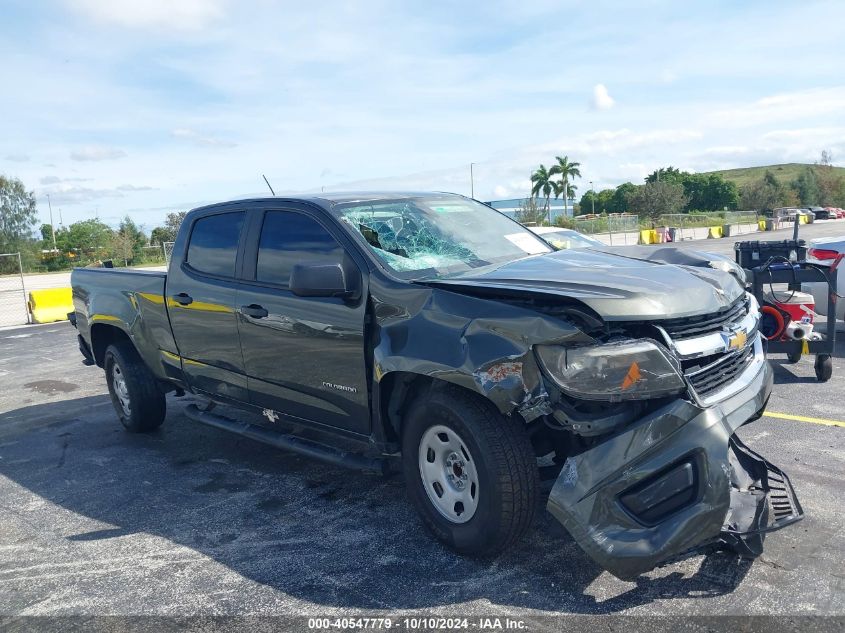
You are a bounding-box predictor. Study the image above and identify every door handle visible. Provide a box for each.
[240,304,269,319]
[172,293,193,306]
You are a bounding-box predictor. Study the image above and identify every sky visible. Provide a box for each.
[1,0,844,231]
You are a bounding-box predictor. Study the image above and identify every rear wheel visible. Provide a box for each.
[401,385,539,557]
[104,342,166,432]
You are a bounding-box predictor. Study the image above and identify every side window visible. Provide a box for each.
[256,211,344,286]
[186,212,245,278]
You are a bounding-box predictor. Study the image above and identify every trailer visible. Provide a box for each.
[736,220,840,382]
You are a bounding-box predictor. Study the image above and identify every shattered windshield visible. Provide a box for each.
[334,196,552,279]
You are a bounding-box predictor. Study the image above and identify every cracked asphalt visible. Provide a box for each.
[1,252,844,618]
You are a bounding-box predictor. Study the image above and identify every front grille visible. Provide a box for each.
[684,344,754,398]
[658,297,748,339]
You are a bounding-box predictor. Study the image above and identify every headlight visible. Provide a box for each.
[536,339,686,402]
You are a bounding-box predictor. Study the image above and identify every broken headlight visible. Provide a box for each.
[536,339,685,402]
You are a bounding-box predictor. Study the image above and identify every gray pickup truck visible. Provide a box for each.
[71,192,802,579]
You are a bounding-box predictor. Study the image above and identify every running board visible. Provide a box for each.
[183,404,390,474]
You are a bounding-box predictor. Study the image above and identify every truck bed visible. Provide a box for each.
[71,267,179,382]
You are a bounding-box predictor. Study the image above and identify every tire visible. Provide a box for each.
[786,349,802,364]
[104,341,166,433]
[814,354,833,382]
[401,384,539,557]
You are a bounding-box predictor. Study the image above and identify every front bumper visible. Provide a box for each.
[547,355,803,580]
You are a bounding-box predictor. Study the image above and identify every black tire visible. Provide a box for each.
[401,384,539,557]
[786,348,802,364]
[815,354,833,382]
[104,341,166,432]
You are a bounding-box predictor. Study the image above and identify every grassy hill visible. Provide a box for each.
[705,163,845,188]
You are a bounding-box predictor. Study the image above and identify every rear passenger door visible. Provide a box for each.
[167,209,249,402]
[236,207,370,435]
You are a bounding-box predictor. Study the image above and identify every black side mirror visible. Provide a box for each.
[289,262,357,299]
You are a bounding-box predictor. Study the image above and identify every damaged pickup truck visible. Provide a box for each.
[70,192,802,579]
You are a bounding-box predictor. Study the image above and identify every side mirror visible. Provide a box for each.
[289,262,358,299]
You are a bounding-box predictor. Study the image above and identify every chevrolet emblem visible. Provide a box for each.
[728,330,747,350]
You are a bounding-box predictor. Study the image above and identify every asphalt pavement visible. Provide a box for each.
[0,225,844,620]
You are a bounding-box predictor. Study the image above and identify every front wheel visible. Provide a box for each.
[104,342,166,432]
[401,385,539,557]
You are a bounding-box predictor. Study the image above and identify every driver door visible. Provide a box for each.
[236,207,370,435]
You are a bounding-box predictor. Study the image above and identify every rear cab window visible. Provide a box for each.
[186,212,245,277]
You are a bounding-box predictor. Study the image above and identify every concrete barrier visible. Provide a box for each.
[638,229,659,244]
[28,288,73,324]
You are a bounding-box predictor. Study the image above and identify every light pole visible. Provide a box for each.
[470,163,476,199]
[590,181,595,215]
[46,194,57,251]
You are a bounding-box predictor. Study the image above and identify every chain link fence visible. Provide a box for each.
[163,241,175,264]
[656,212,759,241]
[573,214,640,245]
[0,253,29,328]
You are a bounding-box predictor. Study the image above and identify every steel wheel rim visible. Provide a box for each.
[112,363,131,417]
[418,424,479,524]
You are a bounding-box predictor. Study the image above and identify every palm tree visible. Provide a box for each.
[549,155,581,218]
[552,181,577,214]
[530,164,554,223]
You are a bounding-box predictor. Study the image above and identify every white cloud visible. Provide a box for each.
[707,87,845,128]
[40,175,92,185]
[117,184,156,192]
[70,146,127,161]
[67,0,226,31]
[590,84,615,111]
[493,185,509,198]
[5,153,30,162]
[660,69,678,84]
[171,128,237,148]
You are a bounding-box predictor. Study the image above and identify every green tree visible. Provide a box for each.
[530,164,555,221]
[791,167,820,206]
[578,190,597,215]
[553,180,577,213]
[548,155,581,218]
[625,181,689,221]
[645,166,684,184]
[578,188,613,214]
[0,175,39,271]
[596,189,615,212]
[815,158,844,207]
[150,211,187,244]
[683,173,739,211]
[110,216,147,264]
[646,168,738,211]
[740,178,782,211]
[514,197,546,225]
[610,182,636,213]
[59,219,114,260]
[40,223,55,245]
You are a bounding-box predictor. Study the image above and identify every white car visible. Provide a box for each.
[802,236,845,320]
[529,226,604,250]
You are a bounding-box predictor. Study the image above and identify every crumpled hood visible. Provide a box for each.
[425,248,745,320]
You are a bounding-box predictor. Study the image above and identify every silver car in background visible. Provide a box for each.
[802,235,845,320]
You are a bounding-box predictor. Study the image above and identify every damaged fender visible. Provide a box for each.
[370,280,590,418]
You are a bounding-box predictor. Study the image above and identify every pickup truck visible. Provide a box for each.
[71,192,802,580]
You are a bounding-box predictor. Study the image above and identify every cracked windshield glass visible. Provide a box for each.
[337,196,552,278]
